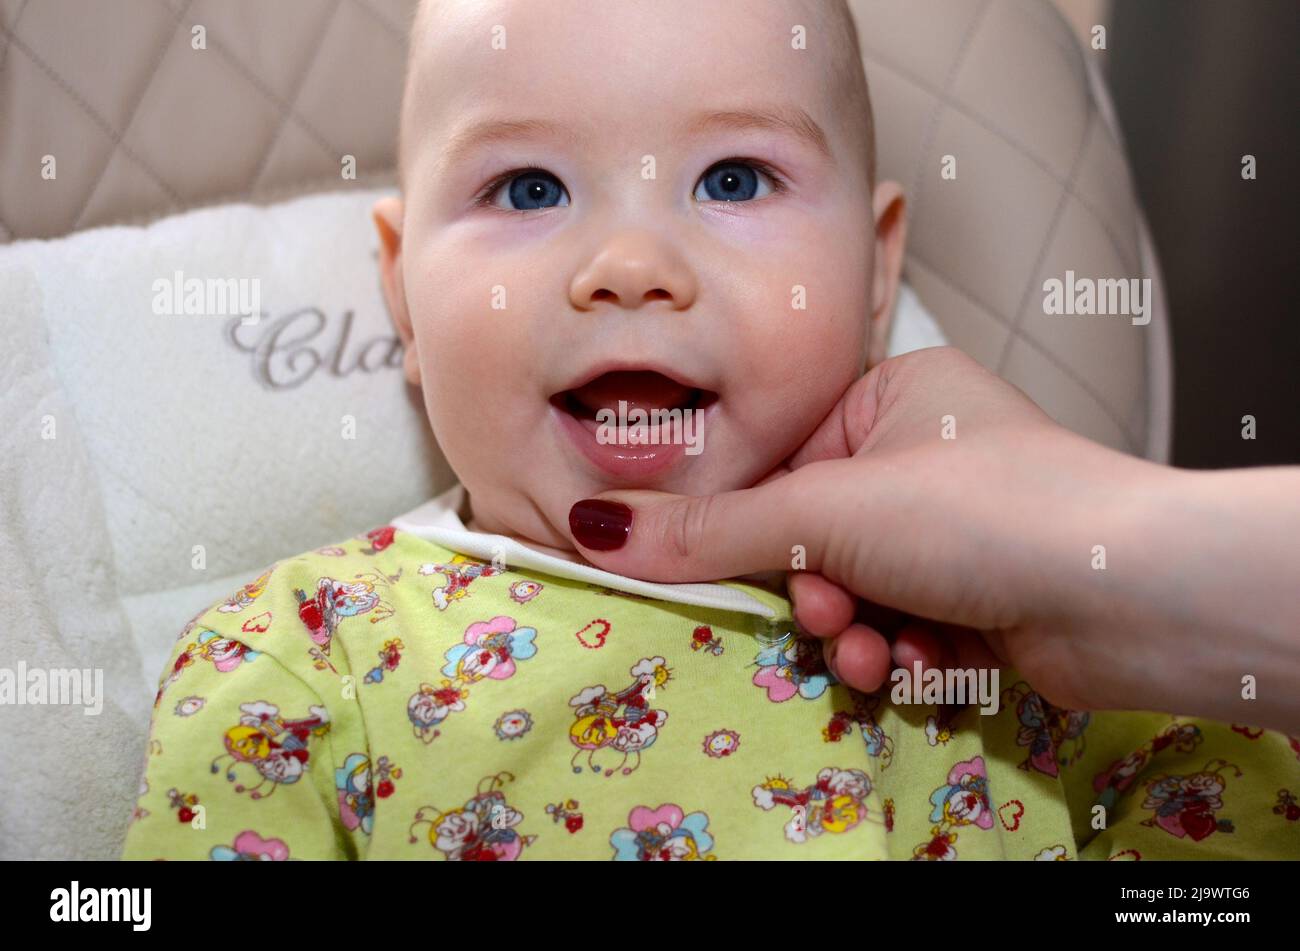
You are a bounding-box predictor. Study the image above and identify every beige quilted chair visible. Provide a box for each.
[854,0,1170,460]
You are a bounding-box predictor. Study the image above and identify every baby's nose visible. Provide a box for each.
[570,230,697,311]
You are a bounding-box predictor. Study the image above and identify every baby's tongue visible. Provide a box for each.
[570,371,693,415]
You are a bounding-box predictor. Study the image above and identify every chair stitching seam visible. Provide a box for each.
[0,19,186,212]
[247,0,345,191]
[862,45,1140,275]
[70,0,196,231]
[906,0,996,232]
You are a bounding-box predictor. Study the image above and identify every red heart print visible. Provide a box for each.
[998,799,1025,832]
[242,612,272,634]
[575,619,611,649]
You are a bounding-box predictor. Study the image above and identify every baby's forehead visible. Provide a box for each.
[401,0,868,181]
[410,0,850,57]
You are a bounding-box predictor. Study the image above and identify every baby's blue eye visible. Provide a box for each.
[488,170,570,210]
[694,161,776,202]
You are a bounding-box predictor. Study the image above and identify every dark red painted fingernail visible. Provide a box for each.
[569,499,633,550]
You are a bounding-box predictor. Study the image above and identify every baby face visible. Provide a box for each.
[378,0,905,554]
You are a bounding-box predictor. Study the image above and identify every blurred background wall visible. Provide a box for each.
[1054,0,1297,468]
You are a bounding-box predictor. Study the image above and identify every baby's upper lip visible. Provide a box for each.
[556,360,715,396]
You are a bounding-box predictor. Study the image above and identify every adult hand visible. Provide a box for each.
[567,347,1300,733]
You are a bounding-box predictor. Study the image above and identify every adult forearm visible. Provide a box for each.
[1084,464,1300,732]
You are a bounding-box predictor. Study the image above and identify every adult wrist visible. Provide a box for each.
[1018,441,1189,710]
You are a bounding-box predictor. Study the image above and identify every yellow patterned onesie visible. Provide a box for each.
[123,490,1300,860]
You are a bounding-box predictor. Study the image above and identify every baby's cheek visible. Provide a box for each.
[412,279,530,392]
[748,294,867,386]
[736,301,866,454]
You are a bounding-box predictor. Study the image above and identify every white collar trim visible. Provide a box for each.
[390,484,777,619]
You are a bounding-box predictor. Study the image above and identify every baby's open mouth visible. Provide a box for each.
[551,370,717,422]
[550,368,716,477]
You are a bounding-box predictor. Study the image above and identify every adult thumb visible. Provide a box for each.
[566,462,853,582]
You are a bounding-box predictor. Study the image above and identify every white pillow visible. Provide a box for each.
[2,190,451,717]
[889,282,948,357]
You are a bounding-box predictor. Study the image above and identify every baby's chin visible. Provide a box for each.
[566,449,777,501]
[455,402,798,553]
[461,456,766,551]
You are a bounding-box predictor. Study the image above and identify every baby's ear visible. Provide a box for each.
[866,180,908,367]
[372,196,421,387]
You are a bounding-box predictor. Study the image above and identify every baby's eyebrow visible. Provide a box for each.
[441,117,568,170]
[439,105,832,169]
[685,106,833,163]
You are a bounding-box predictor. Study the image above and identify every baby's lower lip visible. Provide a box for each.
[549,392,716,482]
